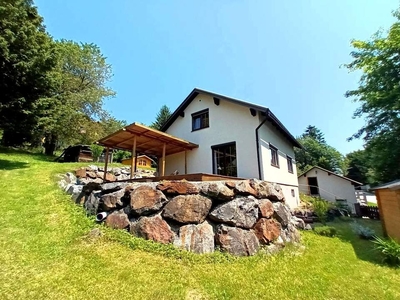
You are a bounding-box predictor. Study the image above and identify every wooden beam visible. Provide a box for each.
[104,147,110,181]
[184,150,187,174]
[134,151,138,173]
[130,135,137,179]
[162,143,166,176]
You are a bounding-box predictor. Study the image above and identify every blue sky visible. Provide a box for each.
[36,0,399,154]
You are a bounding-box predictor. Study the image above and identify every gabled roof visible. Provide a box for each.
[160,88,302,148]
[298,166,363,186]
[370,179,400,191]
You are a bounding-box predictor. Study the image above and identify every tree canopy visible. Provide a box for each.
[0,1,125,155]
[295,125,345,175]
[345,9,400,184]
[0,0,56,146]
[150,105,172,130]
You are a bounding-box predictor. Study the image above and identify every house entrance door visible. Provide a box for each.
[308,177,319,196]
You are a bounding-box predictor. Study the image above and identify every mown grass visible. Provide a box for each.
[0,148,399,299]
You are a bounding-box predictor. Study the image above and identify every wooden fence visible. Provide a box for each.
[354,203,380,220]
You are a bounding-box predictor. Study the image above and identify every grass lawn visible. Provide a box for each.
[0,148,399,299]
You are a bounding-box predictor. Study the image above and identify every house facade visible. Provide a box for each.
[161,88,302,208]
[121,155,154,168]
[298,166,362,213]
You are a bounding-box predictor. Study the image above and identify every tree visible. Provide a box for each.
[0,0,56,146]
[345,150,372,184]
[150,105,172,130]
[36,40,116,155]
[302,125,326,144]
[295,126,345,174]
[345,9,400,183]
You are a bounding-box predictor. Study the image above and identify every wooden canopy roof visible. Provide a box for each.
[97,122,198,157]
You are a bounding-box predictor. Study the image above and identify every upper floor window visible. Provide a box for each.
[287,156,293,173]
[270,144,279,168]
[192,109,209,131]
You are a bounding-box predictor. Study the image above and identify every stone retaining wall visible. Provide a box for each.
[59,166,305,256]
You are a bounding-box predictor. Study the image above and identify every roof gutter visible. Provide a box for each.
[255,109,270,180]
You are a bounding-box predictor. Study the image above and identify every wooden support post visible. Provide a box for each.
[130,136,137,179]
[184,150,187,174]
[161,143,166,176]
[134,151,138,173]
[104,147,110,181]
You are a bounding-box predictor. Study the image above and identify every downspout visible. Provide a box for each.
[255,109,270,180]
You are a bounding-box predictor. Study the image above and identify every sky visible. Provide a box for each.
[35,0,399,155]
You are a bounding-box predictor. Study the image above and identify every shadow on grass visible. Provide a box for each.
[319,219,384,265]
[0,146,56,163]
[0,159,29,170]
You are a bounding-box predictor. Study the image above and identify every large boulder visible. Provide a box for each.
[104,173,116,182]
[258,199,274,218]
[290,216,306,230]
[252,180,285,202]
[86,171,97,179]
[130,186,168,215]
[131,214,174,244]
[100,189,126,211]
[215,225,259,256]
[84,191,101,215]
[234,180,258,197]
[201,182,235,201]
[100,182,130,194]
[162,194,212,224]
[105,210,130,230]
[157,181,199,195]
[209,197,258,229]
[273,202,292,227]
[65,172,78,184]
[280,223,301,244]
[74,169,86,179]
[253,218,281,244]
[174,221,215,254]
[67,185,83,202]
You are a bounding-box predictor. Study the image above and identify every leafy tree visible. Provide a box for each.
[0,0,56,146]
[36,40,116,155]
[345,150,372,184]
[150,105,171,130]
[345,9,400,183]
[295,126,345,174]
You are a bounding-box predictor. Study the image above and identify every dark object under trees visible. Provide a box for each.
[55,145,93,162]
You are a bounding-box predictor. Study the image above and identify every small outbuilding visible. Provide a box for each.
[298,166,362,213]
[371,180,400,242]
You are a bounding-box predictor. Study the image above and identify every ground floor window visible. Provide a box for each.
[212,142,237,177]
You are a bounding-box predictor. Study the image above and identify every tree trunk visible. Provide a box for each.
[44,134,57,156]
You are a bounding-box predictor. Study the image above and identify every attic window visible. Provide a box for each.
[192,109,209,131]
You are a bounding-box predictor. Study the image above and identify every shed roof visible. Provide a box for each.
[370,179,400,191]
[298,166,363,186]
[97,123,198,157]
[160,88,302,148]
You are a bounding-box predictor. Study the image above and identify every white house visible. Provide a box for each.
[297,166,362,213]
[160,88,302,208]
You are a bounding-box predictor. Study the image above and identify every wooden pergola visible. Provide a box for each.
[97,123,198,179]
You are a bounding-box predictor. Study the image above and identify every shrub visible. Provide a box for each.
[114,150,131,163]
[311,198,331,225]
[372,236,400,267]
[314,226,337,237]
[91,144,103,162]
[350,222,375,239]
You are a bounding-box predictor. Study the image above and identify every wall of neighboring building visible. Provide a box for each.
[376,189,400,242]
[165,93,260,178]
[258,120,300,209]
[298,168,358,213]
